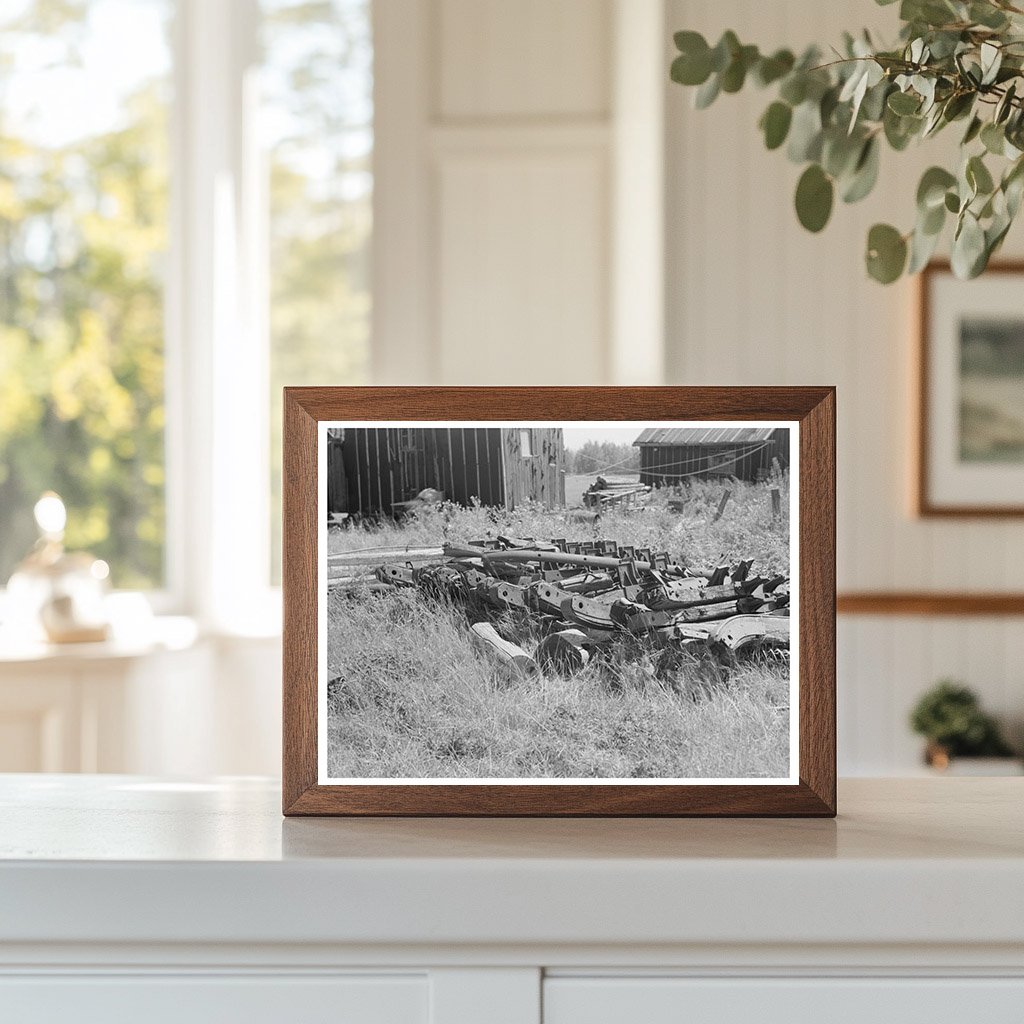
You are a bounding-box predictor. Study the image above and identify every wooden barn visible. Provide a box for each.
[327,426,565,516]
[633,427,789,486]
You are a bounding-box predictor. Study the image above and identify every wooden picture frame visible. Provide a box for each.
[283,387,836,816]
[917,260,1024,517]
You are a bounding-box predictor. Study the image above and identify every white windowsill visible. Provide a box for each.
[0,588,283,666]
[0,615,201,666]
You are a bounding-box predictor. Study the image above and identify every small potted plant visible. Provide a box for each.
[910,680,1020,774]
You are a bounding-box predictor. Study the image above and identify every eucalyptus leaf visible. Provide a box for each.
[962,115,983,145]
[908,221,942,273]
[860,79,892,122]
[787,101,823,162]
[970,2,1009,29]
[980,42,1003,86]
[903,0,958,28]
[922,103,946,137]
[917,166,957,210]
[967,154,995,195]
[754,49,795,87]
[942,92,974,122]
[842,137,881,203]
[671,51,712,87]
[822,128,864,178]
[888,90,921,115]
[952,212,987,278]
[710,31,740,73]
[779,73,807,106]
[913,75,937,111]
[795,164,834,232]
[721,44,759,93]
[760,101,793,150]
[820,85,841,126]
[981,121,1006,155]
[884,106,922,150]
[921,199,946,235]
[866,223,908,283]
[1006,173,1024,218]
[927,30,963,60]
[694,73,721,109]
[995,83,1017,125]
[1004,158,1024,216]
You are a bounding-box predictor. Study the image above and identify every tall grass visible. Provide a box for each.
[326,597,790,780]
[325,477,791,780]
[329,475,790,577]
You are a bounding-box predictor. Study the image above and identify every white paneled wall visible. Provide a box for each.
[665,0,1024,772]
[433,0,612,385]
[373,0,664,386]
[437,143,609,383]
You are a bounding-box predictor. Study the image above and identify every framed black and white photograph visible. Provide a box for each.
[283,387,836,816]
[918,262,1024,517]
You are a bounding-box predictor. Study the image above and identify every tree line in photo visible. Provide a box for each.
[564,442,639,476]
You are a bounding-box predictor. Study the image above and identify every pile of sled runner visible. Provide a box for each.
[329,536,791,678]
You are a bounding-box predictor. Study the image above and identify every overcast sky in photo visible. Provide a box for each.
[561,427,642,448]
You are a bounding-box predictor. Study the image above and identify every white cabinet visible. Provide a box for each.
[0,625,282,776]
[1,778,1022,1023]
[544,977,1024,1024]
[1,974,428,1024]
[0,637,210,773]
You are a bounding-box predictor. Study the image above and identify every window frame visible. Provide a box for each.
[164,0,279,632]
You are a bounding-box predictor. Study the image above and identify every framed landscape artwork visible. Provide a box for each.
[918,262,1024,516]
[282,387,836,816]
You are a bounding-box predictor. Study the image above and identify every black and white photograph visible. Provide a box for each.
[318,421,797,784]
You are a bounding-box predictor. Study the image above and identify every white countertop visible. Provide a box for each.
[2,775,1022,952]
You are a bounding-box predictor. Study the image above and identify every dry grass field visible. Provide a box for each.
[325,477,792,780]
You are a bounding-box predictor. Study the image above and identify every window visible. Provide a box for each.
[0,0,373,618]
[0,0,172,589]
[520,430,534,457]
[399,428,423,453]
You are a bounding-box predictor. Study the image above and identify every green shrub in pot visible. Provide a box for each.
[909,680,1015,765]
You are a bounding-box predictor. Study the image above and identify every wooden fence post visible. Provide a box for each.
[712,489,732,523]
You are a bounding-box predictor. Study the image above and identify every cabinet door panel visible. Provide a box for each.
[0,974,427,1024]
[545,977,1024,1024]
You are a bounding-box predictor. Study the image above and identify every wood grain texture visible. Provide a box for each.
[282,391,319,813]
[916,260,1024,518]
[838,592,1024,616]
[282,387,836,817]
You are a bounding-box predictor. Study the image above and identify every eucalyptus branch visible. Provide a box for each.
[670,0,1024,283]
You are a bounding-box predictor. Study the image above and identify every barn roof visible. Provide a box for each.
[632,426,777,446]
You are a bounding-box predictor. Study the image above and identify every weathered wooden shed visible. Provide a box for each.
[633,427,789,486]
[327,426,565,516]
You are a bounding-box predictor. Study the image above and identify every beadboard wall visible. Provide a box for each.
[369,0,1024,774]
[665,0,1024,772]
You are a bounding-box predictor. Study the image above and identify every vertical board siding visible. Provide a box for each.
[339,428,566,513]
[325,431,347,513]
[667,0,1024,774]
[503,428,565,509]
